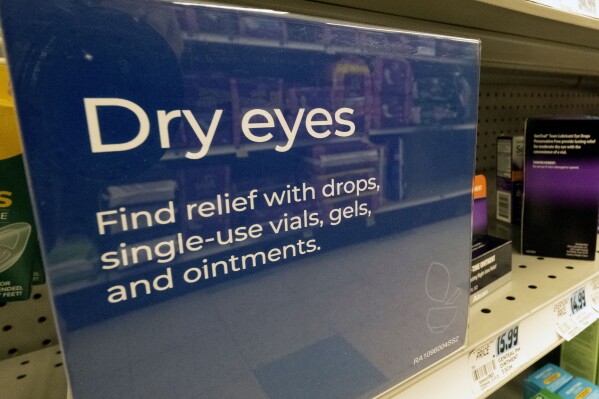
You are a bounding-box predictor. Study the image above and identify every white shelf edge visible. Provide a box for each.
[476,0,599,30]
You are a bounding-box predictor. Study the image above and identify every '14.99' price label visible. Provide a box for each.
[571,287,587,315]
[470,325,522,394]
[555,287,598,341]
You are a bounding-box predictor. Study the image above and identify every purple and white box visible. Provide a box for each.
[522,117,599,260]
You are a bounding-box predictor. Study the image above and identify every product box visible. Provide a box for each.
[496,135,524,224]
[558,377,599,399]
[0,63,44,300]
[231,77,285,146]
[331,56,373,133]
[0,1,480,397]
[561,321,599,384]
[284,87,332,145]
[470,234,512,304]
[472,174,488,235]
[371,57,414,129]
[522,117,599,260]
[524,363,573,399]
[183,71,235,146]
[528,389,564,399]
[381,137,405,201]
[411,74,472,125]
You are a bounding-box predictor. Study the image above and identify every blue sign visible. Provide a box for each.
[1,1,479,397]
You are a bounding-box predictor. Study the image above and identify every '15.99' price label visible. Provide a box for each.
[496,325,519,356]
[470,325,522,394]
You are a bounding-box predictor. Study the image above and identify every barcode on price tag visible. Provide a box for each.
[470,324,522,394]
[472,359,497,382]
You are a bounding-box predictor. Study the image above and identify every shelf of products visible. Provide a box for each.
[233,0,599,76]
[2,1,599,398]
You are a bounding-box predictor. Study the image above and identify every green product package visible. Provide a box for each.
[560,321,599,384]
[529,388,564,399]
[0,155,45,300]
[0,62,45,298]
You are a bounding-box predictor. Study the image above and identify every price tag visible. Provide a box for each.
[555,287,599,341]
[573,307,597,330]
[588,277,599,312]
[470,325,522,394]
[556,317,581,341]
[570,287,587,315]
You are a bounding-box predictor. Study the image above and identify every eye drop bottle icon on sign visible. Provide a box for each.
[426,262,462,333]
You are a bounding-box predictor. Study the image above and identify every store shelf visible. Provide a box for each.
[228,0,599,76]
[161,135,367,160]
[183,31,473,65]
[3,246,598,399]
[0,284,59,362]
[476,0,599,30]
[377,245,599,399]
[0,345,68,399]
[3,2,599,399]
[369,123,476,137]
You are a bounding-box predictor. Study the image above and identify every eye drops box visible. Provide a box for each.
[558,377,599,399]
[524,363,573,399]
[470,235,512,304]
[472,174,488,235]
[496,135,524,224]
[521,117,599,260]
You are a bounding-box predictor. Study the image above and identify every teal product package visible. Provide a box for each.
[524,363,573,399]
[558,377,599,399]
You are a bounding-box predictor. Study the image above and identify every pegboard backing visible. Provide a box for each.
[0,345,67,399]
[0,284,59,362]
[476,76,599,174]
